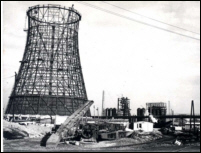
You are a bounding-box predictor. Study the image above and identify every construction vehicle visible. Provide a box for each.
[44,112,129,147]
[45,100,94,148]
[43,100,131,147]
[78,121,128,142]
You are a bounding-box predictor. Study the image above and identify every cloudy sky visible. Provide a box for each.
[3,1,200,115]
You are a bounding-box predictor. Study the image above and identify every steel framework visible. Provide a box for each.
[6,4,90,116]
[117,97,131,116]
[146,102,167,116]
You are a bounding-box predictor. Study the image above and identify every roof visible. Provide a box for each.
[134,121,153,124]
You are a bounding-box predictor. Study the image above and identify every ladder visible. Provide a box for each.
[46,100,94,148]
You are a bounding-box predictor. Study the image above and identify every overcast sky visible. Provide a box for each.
[3,1,200,115]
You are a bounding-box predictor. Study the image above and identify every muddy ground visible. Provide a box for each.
[3,135,200,152]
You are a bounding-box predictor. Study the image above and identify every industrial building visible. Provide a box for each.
[103,97,131,117]
[146,102,166,115]
[117,97,131,116]
[105,108,117,117]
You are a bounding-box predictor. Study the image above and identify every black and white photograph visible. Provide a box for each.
[1,1,200,152]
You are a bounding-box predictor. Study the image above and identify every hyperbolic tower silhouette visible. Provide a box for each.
[6,4,90,116]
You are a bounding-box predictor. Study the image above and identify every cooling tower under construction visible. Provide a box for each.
[5,4,90,116]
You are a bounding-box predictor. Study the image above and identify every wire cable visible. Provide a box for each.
[102,1,200,35]
[76,1,200,41]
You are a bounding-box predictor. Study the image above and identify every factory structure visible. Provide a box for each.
[136,102,167,122]
[104,97,131,117]
[146,102,167,117]
[5,4,90,117]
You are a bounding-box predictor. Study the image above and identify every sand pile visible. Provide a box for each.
[3,120,52,139]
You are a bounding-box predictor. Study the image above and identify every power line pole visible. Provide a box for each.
[102,90,105,116]
[190,100,195,134]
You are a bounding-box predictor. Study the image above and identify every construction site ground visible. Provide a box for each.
[3,135,200,152]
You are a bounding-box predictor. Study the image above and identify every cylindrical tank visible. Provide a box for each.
[141,108,145,116]
[112,108,116,116]
[110,108,113,116]
[106,108,108,116]
[137,108,141,116]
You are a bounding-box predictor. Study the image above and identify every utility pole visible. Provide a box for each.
[190,100,195,134]
[102,90,104,116]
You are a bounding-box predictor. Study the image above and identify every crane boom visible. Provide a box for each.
[46,100,94,148]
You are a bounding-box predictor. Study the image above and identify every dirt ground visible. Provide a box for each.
[3,135,200,152]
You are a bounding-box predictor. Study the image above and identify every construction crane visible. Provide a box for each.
[45,100,94,148]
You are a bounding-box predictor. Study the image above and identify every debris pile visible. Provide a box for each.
[3,120,52,139]
[66,129,163,149]
[130,130,163,143]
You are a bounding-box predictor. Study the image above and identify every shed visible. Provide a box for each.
[133,121,153,132]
